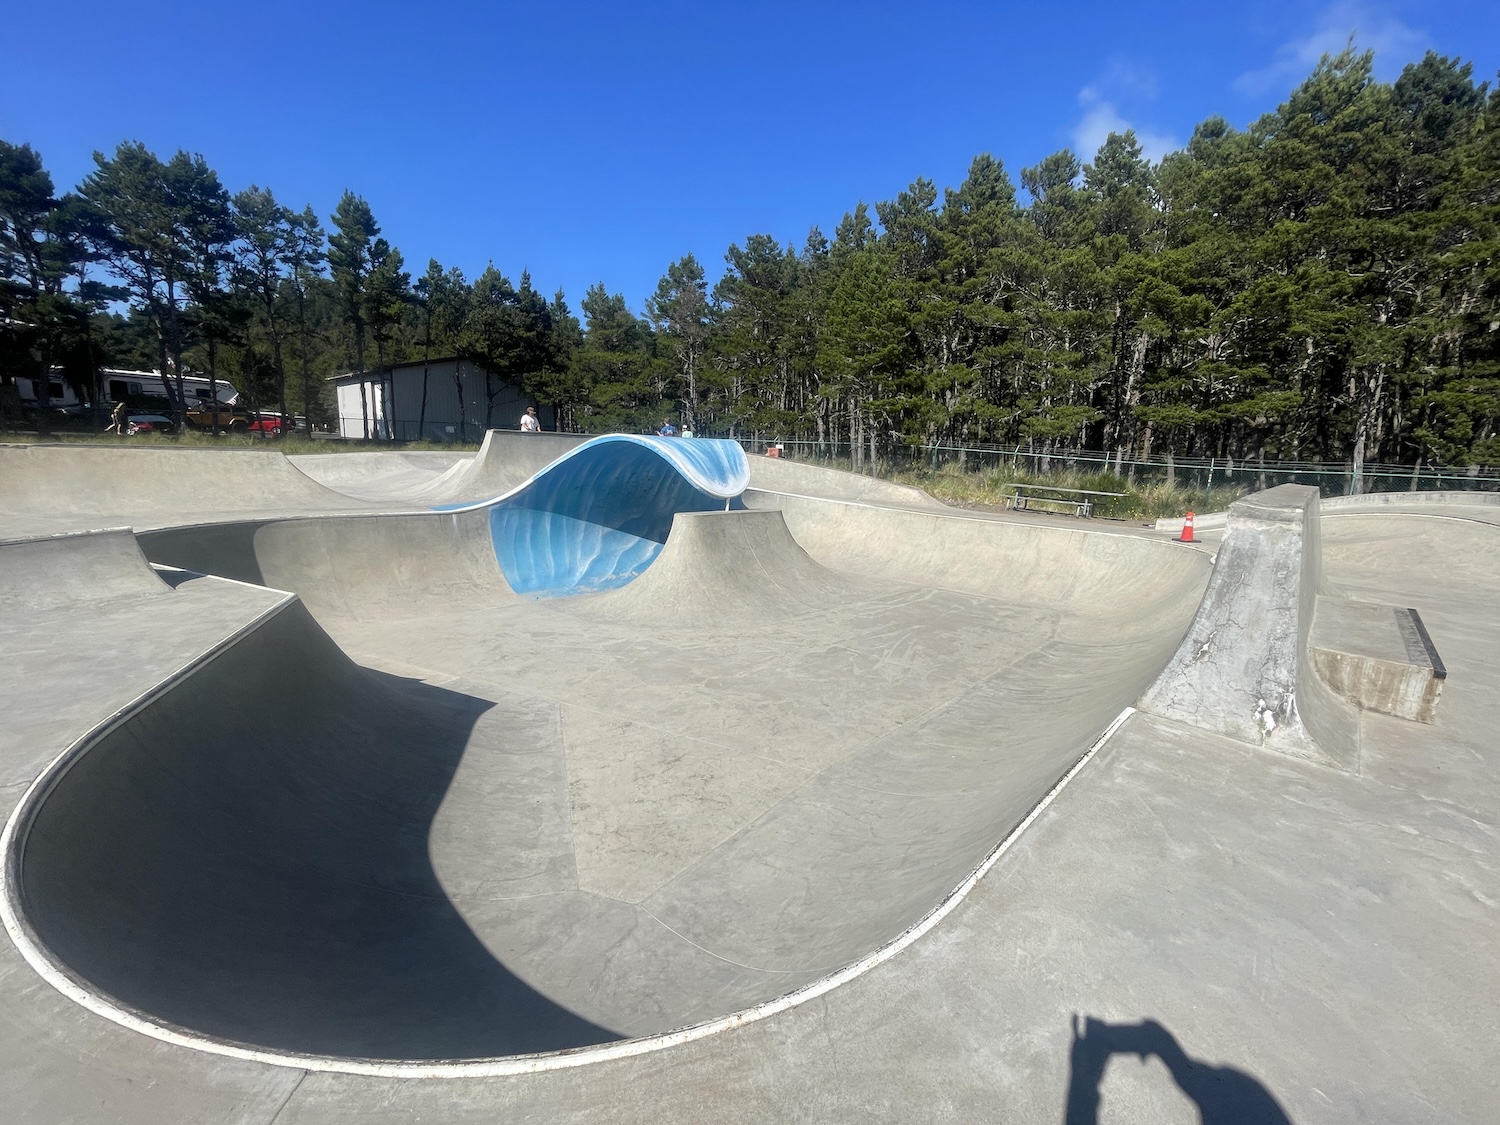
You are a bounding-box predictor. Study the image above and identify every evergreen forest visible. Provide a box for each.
[2,47,1498,478]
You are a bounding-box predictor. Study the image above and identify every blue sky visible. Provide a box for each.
[3,1,1496,315]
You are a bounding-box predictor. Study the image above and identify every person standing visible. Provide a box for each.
[520,406,541,433]
[107,400,128,436]
[658,418,677,437]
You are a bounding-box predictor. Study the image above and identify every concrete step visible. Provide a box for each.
[1310,597,1446,723]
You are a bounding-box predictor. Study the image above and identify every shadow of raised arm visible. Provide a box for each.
[1065,1015,1294,1125]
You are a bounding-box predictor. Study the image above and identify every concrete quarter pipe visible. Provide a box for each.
[1,435,1210,1069]
[1,435,1498,1121]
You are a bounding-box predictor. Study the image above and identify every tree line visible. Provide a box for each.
[2,46,1497,473]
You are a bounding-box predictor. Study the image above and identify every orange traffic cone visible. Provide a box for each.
[1177,511,1195,543]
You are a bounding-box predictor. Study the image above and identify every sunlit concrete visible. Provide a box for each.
[1,437,1496,1122]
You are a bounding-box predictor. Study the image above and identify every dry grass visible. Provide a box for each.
[890,465,1248,520]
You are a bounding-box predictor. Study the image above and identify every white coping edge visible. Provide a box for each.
[0,615,1137,1079]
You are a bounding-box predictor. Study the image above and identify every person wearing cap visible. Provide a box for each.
[520,406,541,433]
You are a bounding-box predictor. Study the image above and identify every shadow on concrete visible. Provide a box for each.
[1065,1015,1294,1124]
[18,602,616,1060]
[139,521,271,586]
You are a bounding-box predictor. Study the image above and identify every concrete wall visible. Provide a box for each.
[1139,485,1358,769]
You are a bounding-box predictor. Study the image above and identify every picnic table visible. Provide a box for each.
[1002,483,1126,518]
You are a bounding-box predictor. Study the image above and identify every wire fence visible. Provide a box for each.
[734,438,1500,499]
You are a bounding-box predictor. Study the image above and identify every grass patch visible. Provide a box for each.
[890,465,1248,520]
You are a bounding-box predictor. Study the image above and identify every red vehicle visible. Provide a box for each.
[248,413,293,437]
[125,414,176,435]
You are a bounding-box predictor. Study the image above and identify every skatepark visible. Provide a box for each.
[2,433,1497,1122]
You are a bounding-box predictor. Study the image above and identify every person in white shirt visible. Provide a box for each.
[520,406,541,433]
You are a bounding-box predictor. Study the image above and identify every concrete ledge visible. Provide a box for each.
[1154,489,1500,532]
[1323,489,1500,511]
[1310,599,1446,723]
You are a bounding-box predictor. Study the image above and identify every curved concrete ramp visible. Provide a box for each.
[749,491,1205,643]
[591,509,852,624]
[11,600,618,1060]
[283,450,471,502]
[139,508,517,622]
[293,432,595,506]
[10,484,1209,1065]
[0,444,382,534]
[745,454,947,509]
[0,527,170,609]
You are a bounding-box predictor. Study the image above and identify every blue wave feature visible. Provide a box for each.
[483,436,748,598]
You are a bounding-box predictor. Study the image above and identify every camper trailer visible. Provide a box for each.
[18,369,241,413]
[14,373,81,410]
[98,370,242,409]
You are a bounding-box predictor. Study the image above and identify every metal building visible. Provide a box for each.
[333,357,554,441]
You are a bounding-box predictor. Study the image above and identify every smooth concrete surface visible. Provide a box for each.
[292,431,593,505]
[745,453,949,509]
[62,503,1201,1056]
[283,449,470,501]
[0,442,418,538]
[1155,487,1500,533]
[2,442,1498,1123]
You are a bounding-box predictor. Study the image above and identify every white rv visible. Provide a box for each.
[17,369,241,410]
[14,372,80,409]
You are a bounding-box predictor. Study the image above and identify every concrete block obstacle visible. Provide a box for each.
[1138,484,1451,768]
[1310,598,1445,723]
[1140,485,1357,767]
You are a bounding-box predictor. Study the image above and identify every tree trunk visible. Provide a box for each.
[208,330,220,437]
[355,322,369,440]
[34,346,52,437]
[1349,419,1366,496]
[850,402,861,471]
[273,331,286,436]
[165,278,188,432]
[297,286,313,435]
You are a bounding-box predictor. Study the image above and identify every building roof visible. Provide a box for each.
[329,356,492,383]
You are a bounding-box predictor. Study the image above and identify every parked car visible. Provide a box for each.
[126,414,176,435]
[248,413,292,437]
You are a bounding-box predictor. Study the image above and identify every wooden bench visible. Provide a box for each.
[1002,484,1126,518]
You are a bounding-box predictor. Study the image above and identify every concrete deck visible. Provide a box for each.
[1,438,1496,1122]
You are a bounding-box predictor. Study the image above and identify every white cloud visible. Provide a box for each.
[1071,84,1178,165]
[1079,57,1160,106]
[1233,1,1427,97]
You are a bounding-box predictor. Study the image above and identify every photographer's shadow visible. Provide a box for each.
[1065,1015,1294,1124]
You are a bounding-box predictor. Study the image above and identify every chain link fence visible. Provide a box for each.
[734,438,1500,499]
